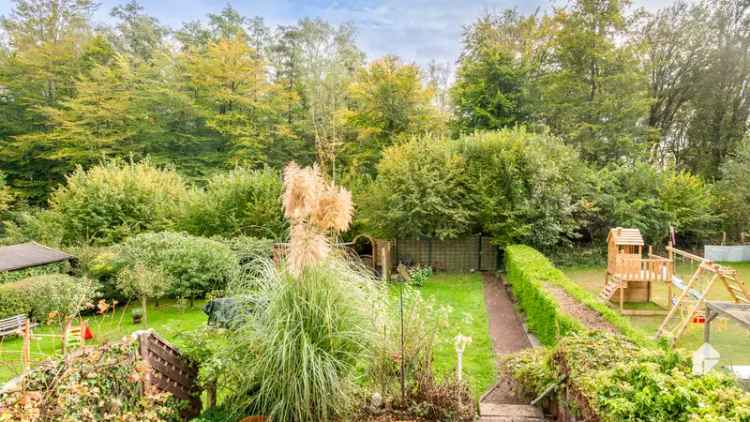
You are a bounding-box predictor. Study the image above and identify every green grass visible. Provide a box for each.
[395,273,497,398]
[563,262,750,365]
[0,299,208,384]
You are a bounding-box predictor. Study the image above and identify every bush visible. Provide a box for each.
[458,128,590,249]
[506,332,750,421]
[505,245,650,347]
[590,162,718,246]
[0,339,181,421]
[116,232,240,303]
[0,261,69,284]
[0,274,99,323]
[214,236,274,266]
[179,168,286,239]
[361,136,475,240]
[220,258,381,421]
[47,159,190,245]
[0,171,12,215]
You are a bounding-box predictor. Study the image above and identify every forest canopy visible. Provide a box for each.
[1,0,749,247]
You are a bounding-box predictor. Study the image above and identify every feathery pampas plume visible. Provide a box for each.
[283,162,353,276]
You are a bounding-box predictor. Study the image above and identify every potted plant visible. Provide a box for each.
[131,308,143,324]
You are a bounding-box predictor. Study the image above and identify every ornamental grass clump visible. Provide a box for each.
[217,162,381,421]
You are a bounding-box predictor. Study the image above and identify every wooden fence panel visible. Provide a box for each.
[137,331,202,420]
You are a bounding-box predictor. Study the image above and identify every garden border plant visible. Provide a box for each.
[505,245,652,347]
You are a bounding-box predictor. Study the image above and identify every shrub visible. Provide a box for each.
[506,332,750,421]
[0,261,68,284]
[0,171,12,215]
[361,136,475,240]
[48,159,190,245]
[0,274,99,323]
[179,168,286,239]
[1,208,66,247]
[591,162,718,246]
[458,128,590,249]
[505,245,651,347]
[0,339,182,421]
[408,265,433,287]
[214,236,274,266]
[116,232,240,303]
[220,258,381,421]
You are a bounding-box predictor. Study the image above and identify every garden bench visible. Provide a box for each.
[0,315,36,338]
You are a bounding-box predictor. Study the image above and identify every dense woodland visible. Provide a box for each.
[1,0,750,251]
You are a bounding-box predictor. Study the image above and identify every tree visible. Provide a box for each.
[450,10,549,133]
[276,19,364,179]
[341,55,443,175]
[117,263,169,325]
[181,34,276,166]
[642,1,709,166]
[716,138,750,239]
[0,171,13,215]
[679,0,750,178]
[0,0,102,202]
[541,0,652,165]
[108,1,168,62]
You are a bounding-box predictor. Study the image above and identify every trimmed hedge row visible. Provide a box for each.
[505,245,652,347]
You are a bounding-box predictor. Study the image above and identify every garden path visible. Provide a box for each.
[479,273,545,421]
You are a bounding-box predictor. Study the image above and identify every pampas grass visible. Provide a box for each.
[223,256,383,421]
[282,162,354,276]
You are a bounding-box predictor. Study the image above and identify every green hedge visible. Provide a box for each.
[505,245,651,347]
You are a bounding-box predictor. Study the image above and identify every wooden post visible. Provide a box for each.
[619,282,624,313]
[667,242,674,309]
[61,319,70,355]
[722,231,727,246]
[22,319,31,371]
[381,246,390,282]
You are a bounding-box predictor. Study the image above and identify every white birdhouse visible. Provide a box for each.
[692,343,720,375]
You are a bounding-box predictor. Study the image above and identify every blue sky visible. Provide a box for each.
[0,0,672,65]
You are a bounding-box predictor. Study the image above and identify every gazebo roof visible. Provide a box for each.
[608,228,644,246]
[0,242,75,272]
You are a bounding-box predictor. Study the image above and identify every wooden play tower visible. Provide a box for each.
[602,228,673,314]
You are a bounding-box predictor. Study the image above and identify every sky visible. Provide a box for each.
[0,0,673,66]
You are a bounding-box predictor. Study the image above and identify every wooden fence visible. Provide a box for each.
[137,331,202,420]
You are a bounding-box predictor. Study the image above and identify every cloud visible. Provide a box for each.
[0,0,669,67]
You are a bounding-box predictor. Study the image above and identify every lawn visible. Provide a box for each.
[2,273,498,400]
[393,273,497,398]
[0,299,208,384]
[564,262,750,365]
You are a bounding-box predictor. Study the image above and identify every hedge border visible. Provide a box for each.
[505,245,653,348]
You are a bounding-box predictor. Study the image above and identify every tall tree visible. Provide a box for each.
[681,0,750,178]
[108,1,168,62]
[450,10,552,133]
[541,0,652,165]
[0,0,101,202]
[341,55,443,175]
[181,34,275,166]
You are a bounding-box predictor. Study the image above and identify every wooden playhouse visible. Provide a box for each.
[602,228,673,314]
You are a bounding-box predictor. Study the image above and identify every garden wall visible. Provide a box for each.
[390,235,498,272]
[504,245,651,347]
